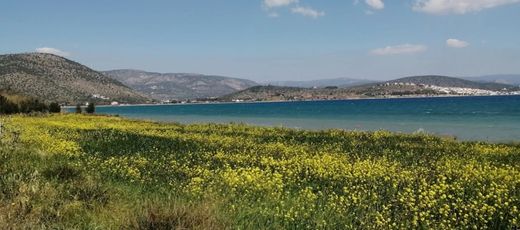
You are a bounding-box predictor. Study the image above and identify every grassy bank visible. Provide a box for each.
[1,114,519,229]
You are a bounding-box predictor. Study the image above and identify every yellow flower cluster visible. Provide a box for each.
[6,114,520,229]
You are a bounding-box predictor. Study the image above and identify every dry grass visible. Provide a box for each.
[126,200,226,230]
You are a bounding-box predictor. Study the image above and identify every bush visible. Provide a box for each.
[0,95,19,114]
[75,104,83,114]
[18,98,48,113]
[49,102,61,113]
[85,103,95,114]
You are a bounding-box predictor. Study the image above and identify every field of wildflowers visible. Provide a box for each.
[1,114,519,229]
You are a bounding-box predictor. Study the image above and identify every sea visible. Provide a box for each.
[73,95,520,142]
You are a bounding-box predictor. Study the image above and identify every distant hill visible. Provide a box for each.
[463,75,520,86]
[0,53,150,104]
[268,77,375,88]
[220,75,520,102]
[346,75,519,97]
[383,75,517,91]
[103,69,258,100]
[219,85,359,102]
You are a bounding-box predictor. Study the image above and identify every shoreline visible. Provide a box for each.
[59,95,520,143]
[63,94,520,108]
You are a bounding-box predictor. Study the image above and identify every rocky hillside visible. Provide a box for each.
[0,53,150,104]
[219,85,360,101]
[103,69,258,100]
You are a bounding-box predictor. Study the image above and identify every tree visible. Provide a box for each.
[49,102,61,113]
[18,98,47,114]
[0,95,18,114]
[85,102,95,114]
[75,104,83,114]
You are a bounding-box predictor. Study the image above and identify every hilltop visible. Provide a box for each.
[103,69,258,100]
[0,53,150,104]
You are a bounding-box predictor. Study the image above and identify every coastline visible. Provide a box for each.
[60,95,520,143]
[63,94,520,108]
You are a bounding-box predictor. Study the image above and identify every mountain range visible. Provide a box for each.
[266,75,520,89]
[103,69,258,100]
[1,52,519,104]
[221,75,520,102]
[463,75,520,86]
[267,78,374,88]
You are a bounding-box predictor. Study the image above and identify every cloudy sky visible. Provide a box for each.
[1,0,519,81]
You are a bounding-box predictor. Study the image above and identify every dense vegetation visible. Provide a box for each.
[1,114,519,229]
[0,94,56,115]
[0,53,151,105]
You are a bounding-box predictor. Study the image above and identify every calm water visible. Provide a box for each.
[78,96,520,142]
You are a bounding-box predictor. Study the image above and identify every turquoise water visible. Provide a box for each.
[80,96,520,142]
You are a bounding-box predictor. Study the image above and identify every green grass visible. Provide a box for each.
[1,114,520,229]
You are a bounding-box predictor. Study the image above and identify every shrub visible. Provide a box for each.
[18,98,48,113]
[49,102,61,113]
[75,104,83,114]
[85,103,95,114]
[0,95,19,114]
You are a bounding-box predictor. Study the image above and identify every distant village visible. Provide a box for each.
[380,82,520,96]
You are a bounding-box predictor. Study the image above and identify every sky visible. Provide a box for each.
[1,0,519,82]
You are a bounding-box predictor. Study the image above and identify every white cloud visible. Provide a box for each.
[365,0,385,10]
[267,12,280,18]
[413,0,520,15]
[263,0,298,8]
[291,6,325,18]
[371,44,427,56]
[446,38,469,48]
[35,47,70,57]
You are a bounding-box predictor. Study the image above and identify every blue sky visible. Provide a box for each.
[1,0,519,82]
